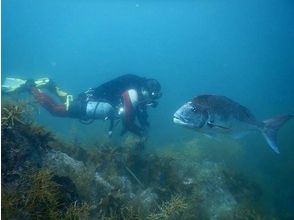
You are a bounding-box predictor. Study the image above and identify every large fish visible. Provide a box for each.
[173,95,293,154]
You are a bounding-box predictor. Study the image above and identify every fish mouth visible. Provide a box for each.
[173,113,198,129]
[173,117,185,125]
[173,114,189,126]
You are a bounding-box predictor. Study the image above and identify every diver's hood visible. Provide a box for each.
[145,79,162,100]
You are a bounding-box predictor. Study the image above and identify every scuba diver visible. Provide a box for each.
[2,74,162,137]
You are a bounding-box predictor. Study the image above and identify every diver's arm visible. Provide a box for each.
[137,105,150,128]
[120,123,143,137]
[108,118,114,137]
[121,89,144,136]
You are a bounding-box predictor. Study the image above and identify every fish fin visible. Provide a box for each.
[207,121,230,130]
[262,115,294,154]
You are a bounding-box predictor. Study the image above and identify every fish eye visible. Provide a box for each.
[192,106,197,112]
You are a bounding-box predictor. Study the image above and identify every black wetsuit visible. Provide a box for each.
[88,74,150,135]
[91,74,147,106]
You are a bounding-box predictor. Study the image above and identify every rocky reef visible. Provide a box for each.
[1,101,276,219]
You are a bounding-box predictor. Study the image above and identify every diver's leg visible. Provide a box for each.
[31,87,68,117]
[34,78,69,103]
[53,86,68,103]
[2,77,70,102]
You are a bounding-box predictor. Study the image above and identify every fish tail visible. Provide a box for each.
[262,115,294,154]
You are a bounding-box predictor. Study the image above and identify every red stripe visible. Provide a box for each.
[122,91,134,125]
[31,87,68,117]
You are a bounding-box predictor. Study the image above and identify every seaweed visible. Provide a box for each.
[1,102,279,219]
[148,195,188,220]
[1,101,27,128]
[231,206,266,220]
[64,202,91,220]
[98,189,125,218]
[97,189,147,220]
[24,169,62,219]
[222,169,263,205]
[1,186,23,219]
[2,169,84,220]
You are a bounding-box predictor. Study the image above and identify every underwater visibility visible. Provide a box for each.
[2,0,294,219]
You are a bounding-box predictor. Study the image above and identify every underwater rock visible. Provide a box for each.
[2,125,47,184]
[148,194,188,219]
[44,150,99,203]
[194,161,237,219]
[95,172,114,191]
[137,187,158,210]
[109,175,134,196]
[44,150,86,175]
[1,102,269,219]
[51,175,80,204]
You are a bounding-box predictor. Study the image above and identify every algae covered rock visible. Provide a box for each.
[194,161,237,219]
[1,101,271,219]
[1,101,85,219]
[44,150,87,176]
[2,103,50,184]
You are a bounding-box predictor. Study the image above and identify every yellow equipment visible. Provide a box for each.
[2,77,71,105]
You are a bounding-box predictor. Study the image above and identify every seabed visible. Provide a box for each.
[1,101,281,219]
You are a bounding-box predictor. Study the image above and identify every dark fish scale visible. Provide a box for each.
[174,94,293,154]
[193,95,257,125]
